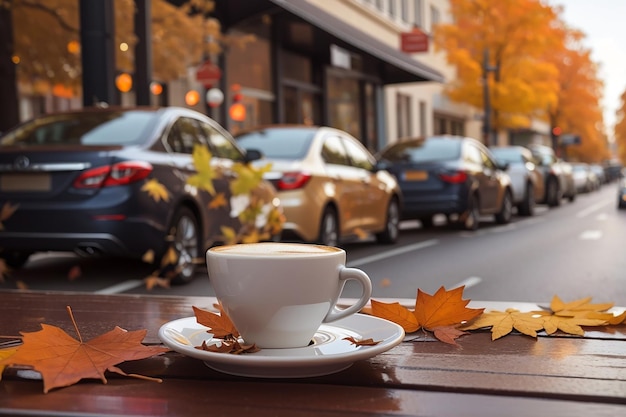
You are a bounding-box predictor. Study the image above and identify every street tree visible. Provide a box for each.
[434,0,562,133]
[614,90,626,165]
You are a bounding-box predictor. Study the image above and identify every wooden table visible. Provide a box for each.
[0,290,624,416]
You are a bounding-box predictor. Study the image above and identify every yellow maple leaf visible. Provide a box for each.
[220,226,238,245]
[541,314,607,336]
[461,309,545,340]
[550,295,614,315]
[160,246,179,267]
[141,178,170,202]
[208,192,228,209]
[229,162,272,196]
[141,249,155,264]
[186,145,217,195]
[371,299,420,333]
[144,275,171,290]
[607,310,626,325]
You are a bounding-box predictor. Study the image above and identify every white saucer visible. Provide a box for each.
[158,313,405,378]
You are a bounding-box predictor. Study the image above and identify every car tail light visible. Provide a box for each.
[73,161,153,188]
[277,172,312,190]
[439,170,468,184]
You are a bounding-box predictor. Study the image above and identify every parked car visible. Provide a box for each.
[589,164,606,185]
[526,144,576,206]
[571,163,598,193]
[490,146,545,216]
[376,135,513,231]
[0,106,280,284]
[234,125,402,246]
[619,169,626,209]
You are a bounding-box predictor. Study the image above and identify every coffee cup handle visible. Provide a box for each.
[323,266,372,323]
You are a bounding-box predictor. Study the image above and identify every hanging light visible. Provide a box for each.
[185,90,200,106]
[150,82,163,96]
[115,73,133,92]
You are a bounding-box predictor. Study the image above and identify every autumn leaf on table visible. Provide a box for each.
[0,307,169,393]
[371,286,482,345]
[460,309,545,340]
[371,300,420,333]
[0,344,19,378]
[192,305,239,338]
[186,145,217,195]
[541,314,607,336]
[550,295,615,320]
[141,178,170,202]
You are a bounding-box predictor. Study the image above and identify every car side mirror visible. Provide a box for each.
[244,149,263,163]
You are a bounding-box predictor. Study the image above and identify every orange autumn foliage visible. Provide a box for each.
[0,307,168,393]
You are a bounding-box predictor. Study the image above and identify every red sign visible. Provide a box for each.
[400,28,429,53]
[196,60,222,88]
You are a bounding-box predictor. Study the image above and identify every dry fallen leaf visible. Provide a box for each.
[371,300,420,333]
[460,309,545,340]
[142,249,155,264]
[414,286,484,330]
[192,305,239,338]
[0,306,169,393]
[550,295,614,317]
[144,275,171,290]
[432,326,470,345]
[541,314,607,336]
[343,336,381,346]
[0,345,18,378]
[197,338,259,355]
[0,202,19,230]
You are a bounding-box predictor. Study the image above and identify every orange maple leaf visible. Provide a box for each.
[414,286,484,330]
[192,305,240,338]
[208,192,228,209]
[370,300,420,333]
[0,307,169,393]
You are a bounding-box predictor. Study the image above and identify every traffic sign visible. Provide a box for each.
[196,60,221,88]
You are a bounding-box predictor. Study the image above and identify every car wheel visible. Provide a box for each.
[546,177,561,207]
[318,206,339,247]
[517,183,535,216]
[458,193,479,231]
[376,198,400,244]
[495,190,513,224]
[0,250,32,269]
[419,216,434,229]
[168,207,201,285]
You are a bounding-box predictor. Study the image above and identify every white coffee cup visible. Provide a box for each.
[206,242,372,349]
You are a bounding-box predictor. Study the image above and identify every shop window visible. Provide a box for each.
[283,51,312,83]
[413,0,423,27]
[327,75,361,139]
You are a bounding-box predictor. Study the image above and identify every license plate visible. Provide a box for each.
[403,170,428,181]
[0,173,52,192]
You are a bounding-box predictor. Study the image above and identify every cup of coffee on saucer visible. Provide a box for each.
[206,242,372,349]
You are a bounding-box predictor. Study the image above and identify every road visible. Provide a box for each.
[2,184,625,306]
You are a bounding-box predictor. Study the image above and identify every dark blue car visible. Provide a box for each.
[377,135,513,230]
[0,106,279,283]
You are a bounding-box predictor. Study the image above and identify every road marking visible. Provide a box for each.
[452,276,483,289]
[579,230,602,240]
[348,239,439,267]
[95,279,144,294]
[596,213,608,221]
[576,201,612,218]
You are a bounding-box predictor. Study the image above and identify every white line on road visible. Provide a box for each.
[576,201,612,218]
[452,276,483,289]
[94,279,144,294]
[579,230,602,240]
[348,239,439,267]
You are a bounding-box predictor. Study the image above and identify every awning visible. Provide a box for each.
[268,0,445,84]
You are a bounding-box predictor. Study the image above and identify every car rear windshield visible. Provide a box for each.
[381,139,460,163]
[0,111,157,147]
[491,148,525,163]
[235,128,315,159]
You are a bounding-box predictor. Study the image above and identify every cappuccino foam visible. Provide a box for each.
[210,242,339,256]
